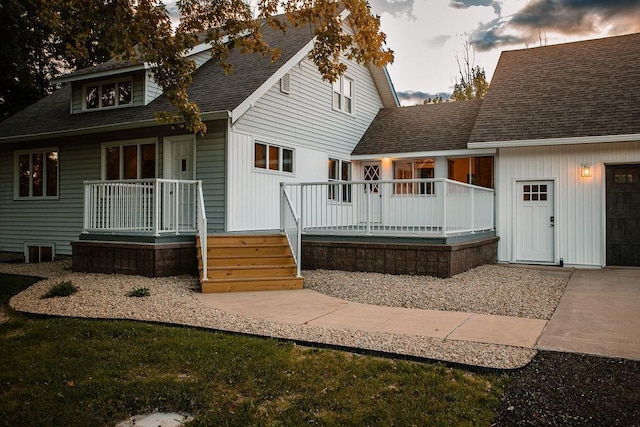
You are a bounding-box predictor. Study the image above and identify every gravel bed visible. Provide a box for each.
[304,265,569,320]
[2,260,552,369]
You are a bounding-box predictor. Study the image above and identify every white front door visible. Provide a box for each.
[164,137,196,230]
[516,180,555,262]
[362,162,382,223]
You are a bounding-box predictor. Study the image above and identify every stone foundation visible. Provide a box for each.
[72,240,197,277]
[302,236,499,278]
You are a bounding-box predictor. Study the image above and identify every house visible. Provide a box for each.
[0,11,398,290]
[332,32,640,271]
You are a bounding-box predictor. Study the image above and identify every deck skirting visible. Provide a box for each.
[301,236,499,278]
[72,240,197,277]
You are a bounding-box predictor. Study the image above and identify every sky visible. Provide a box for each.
[367,0,640,104]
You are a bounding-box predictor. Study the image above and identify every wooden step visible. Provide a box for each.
[208,264,297,279]
[201,277,304,293]
[205,255,293,267]
[204,234,288,246]
[207,244,292,257]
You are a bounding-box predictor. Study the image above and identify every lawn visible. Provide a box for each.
[0,273,507,426]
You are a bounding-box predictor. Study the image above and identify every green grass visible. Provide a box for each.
[0,273,43,304]
[0,273,508,426]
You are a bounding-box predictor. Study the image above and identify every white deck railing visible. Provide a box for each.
[280,183,302,277]
[196,182,208,281]
[83,179,203,236]
[281,179,494,237]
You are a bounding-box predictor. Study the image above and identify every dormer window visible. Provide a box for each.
[84,78,133,110]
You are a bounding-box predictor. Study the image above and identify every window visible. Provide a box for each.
[25,242,55,263]
[523,184,548,201]
[103,141,156,180]
[15,149,59,199]
[254,142,294,173]
[393,159,434,194]
[328,158,352,202]
[332,76,354,114]
[447,156,494,188]
[85,78,132,110]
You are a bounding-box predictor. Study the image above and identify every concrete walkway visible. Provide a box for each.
[537,268,640,360]
[196,289,548,349]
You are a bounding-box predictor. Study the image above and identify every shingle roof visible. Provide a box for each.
[0,18,317,140]
[352,100,483,156]
[469,32,640,144]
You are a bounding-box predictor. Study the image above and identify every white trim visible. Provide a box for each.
[53,63,150,84]
[0,111,230,144]
[468,133,640,149]
[351,148,496,161]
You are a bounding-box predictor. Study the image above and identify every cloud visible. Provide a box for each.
[396,90,451,106]
[369,0,416,19]
[450,0,501,16]
[426,34,452,49]
[510,0,640,35]
[469,18,525,51]
[466,0,640,51]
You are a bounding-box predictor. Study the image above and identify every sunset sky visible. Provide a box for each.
[368,0,640,104]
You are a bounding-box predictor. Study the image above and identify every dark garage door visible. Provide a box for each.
[606,164,640,266]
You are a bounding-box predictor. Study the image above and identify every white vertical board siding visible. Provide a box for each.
[0,142,100,256]
[495,140,640,266]
[233,58,384,156]
[226,131,327,231]
[196,128,226,232]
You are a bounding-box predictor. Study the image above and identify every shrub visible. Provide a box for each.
[127,287,150,298]
[42,281,78,299]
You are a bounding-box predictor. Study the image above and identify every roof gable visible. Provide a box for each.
[469,32,640,145]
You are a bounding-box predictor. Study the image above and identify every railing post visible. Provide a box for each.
[471,186,475,233]
[153,179,160,237]
[174,181,180,235]
[300,185,305,234]
[280,182,285,233]
[441,180,447,237]
[296,217,302,277]
[366,185,371,235]
[82,182,89,233]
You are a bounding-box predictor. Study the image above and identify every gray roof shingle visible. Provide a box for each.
[0,18,316,140]
[352,100,483,156]
[469,32,640,144]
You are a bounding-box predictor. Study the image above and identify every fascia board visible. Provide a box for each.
[351,148,496,160]
[0,110,230,144]
[468,133,640,149]
[52,63,150,84]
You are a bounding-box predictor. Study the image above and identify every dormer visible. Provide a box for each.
[53,42,214,114]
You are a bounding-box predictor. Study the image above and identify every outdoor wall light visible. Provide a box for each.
[580,163,592,178]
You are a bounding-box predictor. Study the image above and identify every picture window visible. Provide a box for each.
[393,158,434,194]
[103,141,156,180]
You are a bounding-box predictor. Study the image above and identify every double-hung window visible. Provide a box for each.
[84,78,133,110]
[254,142,294,173]
[393,158,435,194]
[328,158,351,202]
[103,140,156,180]
[15,149,59,199]
[332,76,354,114]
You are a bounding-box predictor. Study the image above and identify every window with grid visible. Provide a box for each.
[393,159,434,194]
[254,142,294,174]
[15,149,59,199]
[328,158,351,202]
[84,78,133,110]
[103,141,156,180]
[332,76,354,114]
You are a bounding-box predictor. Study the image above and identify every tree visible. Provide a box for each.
[5,0,393,134]
[450,38,488,101]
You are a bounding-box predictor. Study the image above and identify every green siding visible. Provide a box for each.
[196,123,226,232]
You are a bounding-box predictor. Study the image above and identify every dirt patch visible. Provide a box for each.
[494,351,640,426]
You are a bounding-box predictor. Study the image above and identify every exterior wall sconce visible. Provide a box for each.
[580,163,592,178]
